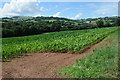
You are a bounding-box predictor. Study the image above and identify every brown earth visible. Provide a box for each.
[2,37,115,78]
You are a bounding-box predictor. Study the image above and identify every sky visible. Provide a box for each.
[0,0,118,19]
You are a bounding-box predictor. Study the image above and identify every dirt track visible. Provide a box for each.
[3,53,85,78]
[2,37,114,78]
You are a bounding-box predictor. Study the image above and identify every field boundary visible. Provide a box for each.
[2,30,117,62]
[77,30,117,54]
[59,30,118,78]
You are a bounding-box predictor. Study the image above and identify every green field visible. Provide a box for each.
[2,27,118,59]
[59,30,119,78]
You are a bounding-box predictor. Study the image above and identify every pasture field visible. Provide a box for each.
[59,30,119,78]
[2,27,118,59]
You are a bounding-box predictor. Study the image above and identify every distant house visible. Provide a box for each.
[85,21,91,23]
[49,21,54,23]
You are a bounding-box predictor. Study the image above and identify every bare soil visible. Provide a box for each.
[2,37,115,78]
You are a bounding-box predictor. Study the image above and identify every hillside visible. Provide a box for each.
[1,16,119,38]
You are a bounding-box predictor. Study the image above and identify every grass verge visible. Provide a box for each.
[59,30,119,78]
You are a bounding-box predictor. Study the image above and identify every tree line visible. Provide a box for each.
[2,16,120,38]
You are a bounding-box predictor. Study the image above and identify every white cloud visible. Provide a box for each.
[0,0,45,17]
[112,14,118,16]
[62,8,71,12]
[71,13,83,19]
[53,8,71,17]
[40,7,48,11]
[92,16,97,18]
[33,14,42,17]
[53,12,62,17]
[74,13,82,19]
[94,3,118,17]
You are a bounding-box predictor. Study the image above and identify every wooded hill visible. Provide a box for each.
[1,16,119,38]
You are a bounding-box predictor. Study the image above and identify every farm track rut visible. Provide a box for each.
[2,37,115,78]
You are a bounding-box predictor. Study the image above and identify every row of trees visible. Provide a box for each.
[2,16,120,38]
[2,21,62,37]
[96,18,120,28]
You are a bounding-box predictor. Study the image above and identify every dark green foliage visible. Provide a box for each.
[2,16,118,38]
[2,28,14,37]
[52,22,61,31]
[104,22,111,27]
[96,19,104,28]
[115,17,120,26]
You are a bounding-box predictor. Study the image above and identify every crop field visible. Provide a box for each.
[59,30,119,78]
[2,27,118,59]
